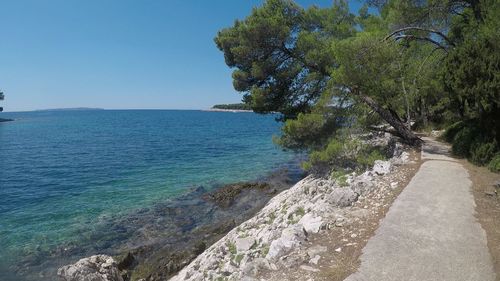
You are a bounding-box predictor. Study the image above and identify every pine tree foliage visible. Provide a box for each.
[216,0,500,171]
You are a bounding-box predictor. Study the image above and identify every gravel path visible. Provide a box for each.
[344,137,496,281]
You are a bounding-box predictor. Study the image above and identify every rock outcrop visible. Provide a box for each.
[57,255,123,281]
[169,136,412,281]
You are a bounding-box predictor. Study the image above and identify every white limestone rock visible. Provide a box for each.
[307,245,327,257]
[351,172,375,195]
[57,255,123,281]
[235,237,255,252]
[326,188,359,207]
[309,255,321,265]
[373,160,391,175]
[300,265,320,272]
[266,225,305,260]
[299,213,323,234]
[392,151,410,165]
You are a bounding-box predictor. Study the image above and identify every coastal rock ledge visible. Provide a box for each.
[168,136,413,281]
[57,255,123,281]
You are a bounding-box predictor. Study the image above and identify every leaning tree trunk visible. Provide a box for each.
[358,93,423,146]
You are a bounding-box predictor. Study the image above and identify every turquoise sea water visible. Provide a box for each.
[0,110,299,280]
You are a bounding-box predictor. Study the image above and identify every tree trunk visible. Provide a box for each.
[421,97,428,128]
[398,61,411,128]
[358,93,423,146]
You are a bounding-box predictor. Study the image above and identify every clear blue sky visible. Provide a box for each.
[1,0,366,112]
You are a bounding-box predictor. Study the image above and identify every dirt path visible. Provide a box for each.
[464,159,500,281]
[344,137,496,281]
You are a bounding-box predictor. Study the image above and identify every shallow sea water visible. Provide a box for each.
[0,110,300,280]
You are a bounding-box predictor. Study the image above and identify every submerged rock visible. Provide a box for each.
[202,182,271,208]
[57,255,123,281]
[117,252,135,271]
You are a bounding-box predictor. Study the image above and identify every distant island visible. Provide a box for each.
[209,103,253,112]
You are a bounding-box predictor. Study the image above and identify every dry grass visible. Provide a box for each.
[319,253,360,281]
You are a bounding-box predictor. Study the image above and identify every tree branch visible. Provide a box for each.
[280,44,330,77]
[394,35,449,52]
[368,125,402,137]
[385,26,455,47]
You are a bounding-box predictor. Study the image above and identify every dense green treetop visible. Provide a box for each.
[443,1,500,124]
[216,0,500,171]
[215,0,355,120]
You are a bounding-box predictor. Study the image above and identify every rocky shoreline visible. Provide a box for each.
[169,136,414,281]
[44,166,302,281]
[57,134,416,281]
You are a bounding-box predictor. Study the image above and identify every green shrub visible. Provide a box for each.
[451,127,475,157]
[261,244,270,257]
[442,121,466,142]
[296,207,305,216]
[331,170,348,186]
[265,212,276,224]
[234,254,244,264]
[302,138,343,171]
[311,139,344,163]
[277,112,338,149]
[444,121,499,166]
[287,206,306,224]
[228,242,237,255]
[488,154,500,172]
[301,161,313,171]
[470,141,497,165]
[302,134,388,173]
[356,149,386,168]
[302,137,366,171]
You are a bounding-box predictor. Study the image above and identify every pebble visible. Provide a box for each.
[485,185,496,196]
[300,265,320,272]
[309,255,321,265]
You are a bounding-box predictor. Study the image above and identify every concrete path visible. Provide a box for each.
[344,137,496,281]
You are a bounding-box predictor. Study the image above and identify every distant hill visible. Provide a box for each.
[211,103,252,111]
